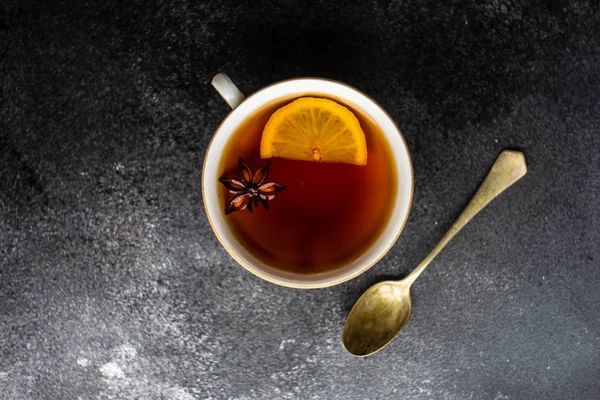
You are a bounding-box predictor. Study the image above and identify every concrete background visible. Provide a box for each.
[1,1,599,399]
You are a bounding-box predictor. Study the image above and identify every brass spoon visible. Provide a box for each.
[342,150,527,357]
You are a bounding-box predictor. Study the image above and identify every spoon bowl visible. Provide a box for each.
[342,281,413,356]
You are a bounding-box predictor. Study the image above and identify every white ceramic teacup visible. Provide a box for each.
[203,73,413,288]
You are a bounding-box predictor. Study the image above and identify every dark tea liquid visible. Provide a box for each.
[218,96,397,273]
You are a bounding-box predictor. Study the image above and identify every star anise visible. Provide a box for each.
[219,158,286,214]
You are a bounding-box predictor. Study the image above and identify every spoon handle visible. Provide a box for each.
[404,150,527,286]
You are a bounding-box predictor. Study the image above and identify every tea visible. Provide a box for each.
[218,96,397,273]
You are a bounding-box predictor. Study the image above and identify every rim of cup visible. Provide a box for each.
[203,76,414,288]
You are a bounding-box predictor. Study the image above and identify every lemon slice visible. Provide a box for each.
[260,97,367,166]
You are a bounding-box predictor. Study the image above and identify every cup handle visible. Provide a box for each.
[211,73,246,110]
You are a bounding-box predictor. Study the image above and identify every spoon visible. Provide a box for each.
[342,150,527,357]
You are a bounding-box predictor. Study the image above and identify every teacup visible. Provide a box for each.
[203,73,413,288]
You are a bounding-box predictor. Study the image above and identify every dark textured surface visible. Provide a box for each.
[1,0,599,399]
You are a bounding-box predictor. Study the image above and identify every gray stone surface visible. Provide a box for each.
[1,0,599,399]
